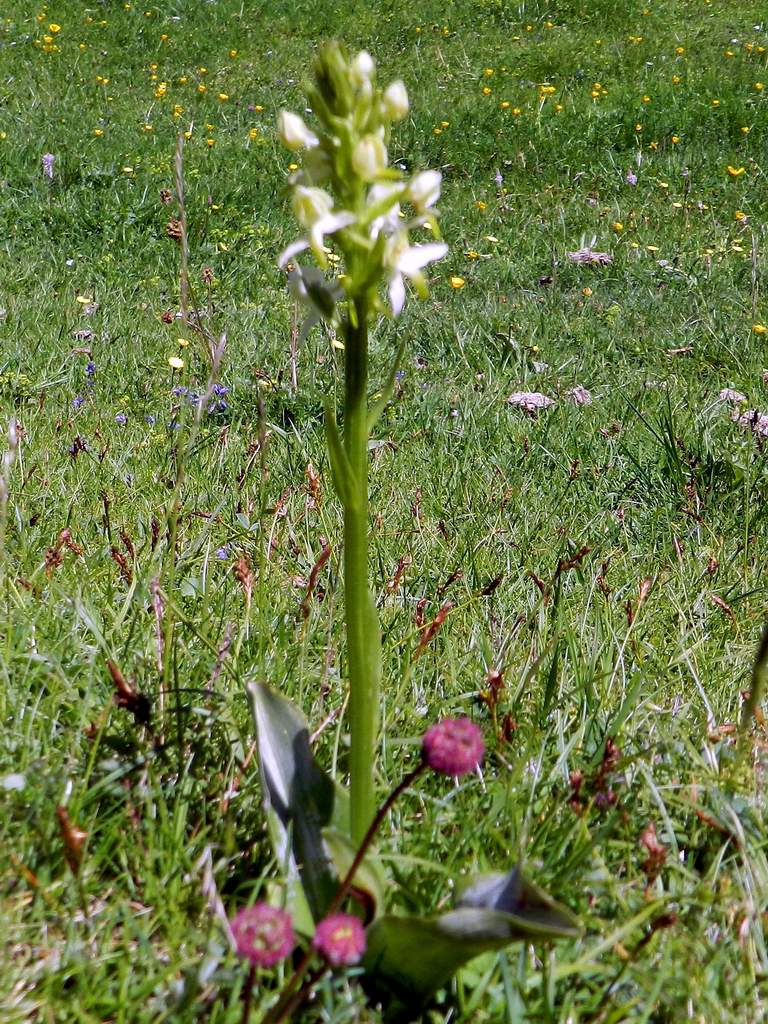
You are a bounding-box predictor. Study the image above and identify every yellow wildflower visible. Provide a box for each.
[450,276,465,289]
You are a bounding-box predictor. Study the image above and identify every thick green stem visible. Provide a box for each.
[343,296,381,845]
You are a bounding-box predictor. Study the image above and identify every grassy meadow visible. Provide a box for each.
[2,0,768,1020]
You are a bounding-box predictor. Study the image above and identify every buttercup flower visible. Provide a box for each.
[313,913,366,966]
[231,903,295,968]
[422,718,485,777]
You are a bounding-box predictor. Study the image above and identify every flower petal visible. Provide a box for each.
[397,242,448,276]
[388,273,406,316]
[278,238,309,268]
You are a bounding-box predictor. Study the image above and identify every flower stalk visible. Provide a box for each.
[342,295,382,842]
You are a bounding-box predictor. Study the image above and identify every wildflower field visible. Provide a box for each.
[3,0,768,1020]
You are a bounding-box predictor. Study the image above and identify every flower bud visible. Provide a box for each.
[278,110,319,151]
[382,80,409,121]
[351,50,375,89]
[292,186,334,229]
[408,170,442,211]
[352,134,387,181]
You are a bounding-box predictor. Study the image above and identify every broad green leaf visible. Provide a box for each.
[363,868,579,1020]
[323,826,387,920]
[456,867,581,938]
[247,681,337,924]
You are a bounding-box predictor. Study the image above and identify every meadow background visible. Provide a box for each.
[2,0,768,1020]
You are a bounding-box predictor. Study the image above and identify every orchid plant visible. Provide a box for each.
[277,42,448,845]
[234,43,580,1022]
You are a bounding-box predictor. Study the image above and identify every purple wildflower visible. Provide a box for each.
[718,388,746,404]
[115,413,127,425]
[733,409,768,438]
[422,718,485,777]
[626,168,638,186]
[312,913,366,967]
[42,153,55,180]
[507,391,555,414]
[215,544,231,560]
[72,395,85,410]
[230,903,295,968]
[567,247,613,266]
[86,361,96,379]
[567,385,592,406]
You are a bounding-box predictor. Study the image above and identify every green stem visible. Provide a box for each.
[343,295,381,845]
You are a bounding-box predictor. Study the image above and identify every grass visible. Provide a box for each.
[1,0,768,1020]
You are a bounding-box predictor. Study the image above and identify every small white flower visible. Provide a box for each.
[280,188,356,268]
[278,110,319,151]
[351,51,375,89]
[384,233,448,315]
[407,170,442,211]
[367,183,403,238]
[292,186,334,228]
[352,134,387,181]
[383,80,409,121]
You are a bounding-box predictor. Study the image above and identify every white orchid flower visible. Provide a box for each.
[407,170,442,211]
[351,51,375,90]
[384,234,448,315]
[280,187,355,269]
[352,134,387,181]
[382,80,409,121]
[367,183,403,238]
[278,111,319,151]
